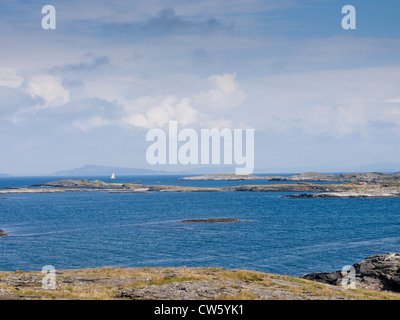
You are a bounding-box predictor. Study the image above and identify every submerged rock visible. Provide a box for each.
[179,218,241,223]
[0,229,9,238]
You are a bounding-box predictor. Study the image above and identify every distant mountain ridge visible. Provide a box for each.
[52,162,400,177]
[54,164,169,176]
[54,164,244,176]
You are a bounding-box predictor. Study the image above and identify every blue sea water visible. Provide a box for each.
[1,175,400,276]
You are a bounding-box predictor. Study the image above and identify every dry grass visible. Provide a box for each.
[58,266,160,278]
[2,267,400,300]
[219,269,273,287]
[12,284,117,300]
[278,275,400,300]
[215,290,259,300]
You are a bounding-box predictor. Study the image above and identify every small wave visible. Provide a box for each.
[275,235,400,257]
[137,255,215,265]
[9,220,181,237]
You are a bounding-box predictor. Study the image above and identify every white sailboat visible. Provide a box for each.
[111,172,115,179]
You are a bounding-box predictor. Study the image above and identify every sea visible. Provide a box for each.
[1,175,400,276]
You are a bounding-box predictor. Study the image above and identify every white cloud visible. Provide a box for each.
[73,116,110,131]
[194,73,246,110]
[242,66,400,136]
[383,107,400,126]
[384,97,400,104]
[124,95,198,129]
[0,68,23,88]
[27,75,70,108]
[122,73,247,129]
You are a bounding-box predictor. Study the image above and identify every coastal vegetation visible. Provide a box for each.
[1,259,400,300]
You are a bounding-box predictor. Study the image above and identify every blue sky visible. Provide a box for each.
[0,0,400,174]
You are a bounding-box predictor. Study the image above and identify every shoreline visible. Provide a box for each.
[1,175,400,198]
[2,174,400,299]
[1,253,400,300]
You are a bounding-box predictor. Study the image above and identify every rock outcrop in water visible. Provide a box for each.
[35,179,130,189]
[302,253,400,292]
[179,218,241,223]
[0,229,9,238]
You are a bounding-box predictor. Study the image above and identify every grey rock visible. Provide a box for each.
[302,253,400,292]
[0,229,9,238]
[34,179,125,189]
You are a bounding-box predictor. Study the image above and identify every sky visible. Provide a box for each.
[0,0,400,175]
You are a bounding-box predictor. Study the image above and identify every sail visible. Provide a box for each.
[111,172,115,179]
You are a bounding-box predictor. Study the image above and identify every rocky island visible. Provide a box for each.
[0,171,400,198]
[0,179,371,196]
[181,172,400,183]
[178,174,271,181]
[179,218,242,223]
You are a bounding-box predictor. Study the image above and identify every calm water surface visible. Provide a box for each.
[1,175,399,275]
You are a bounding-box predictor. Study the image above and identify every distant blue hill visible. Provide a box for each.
[54,164,244,176]
[52,162,400,177]
[54,164,170,176]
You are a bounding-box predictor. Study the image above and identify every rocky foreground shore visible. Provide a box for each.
[1,253,400,300]
[302,253,400,292]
